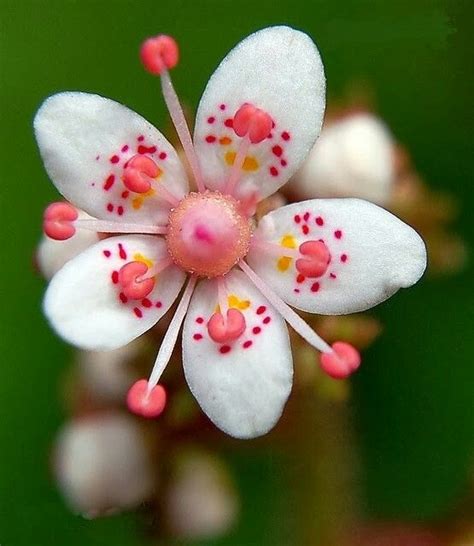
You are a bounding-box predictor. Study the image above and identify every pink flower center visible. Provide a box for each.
[166,191,252,277]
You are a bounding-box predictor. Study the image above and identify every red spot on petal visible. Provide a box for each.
[121,190,130,199]
[281,131,290,141]
[294,288,300,293]
[119,292,128,304]
[243,340,252,349]
[334,230,342,239]
[220,104,226,111]
[311,282,320,292]
[220,345,231,354]
[294,214,301,224]
[159,152,167,160]
[252,326,262,335]
[155,301,162,308]
[137,135,144,142]
[196,317,204,324]
[142,298,152,308]
[302,225,309,235]
[330,273,337,279]
[117,206,124,216]
[281,159,287,167]
[207,116,215,124]
[107,203,114,212]
[256,305,266,315]
[103,250,111,258]
[297,274,305,283]
[111,271,119,284]
[103,174,115,191]
[303,212,310,222]
[134,307,143,318]
[270,166,278,177]
[272,145,283,157]
[263,316,271,324]
[138,145,157,155]
[206,135,216,143]
[341,254,348,263]
[193,333,203,340]
[316,216,324,226]
[110,155,120,164]
[121,145,129,153]
[224,118,233,128]
[118,243,127,260]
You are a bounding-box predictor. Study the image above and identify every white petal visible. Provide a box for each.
[44,235,186,350]
[247,199,427,315]
[37,209,100,280]
[291,113,395,205]
[194,26,325,200]
[35,92,188,225]
[182,269,293,439]
[54,413,155,518]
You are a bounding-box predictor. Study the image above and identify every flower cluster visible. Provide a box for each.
[35,27,426,439]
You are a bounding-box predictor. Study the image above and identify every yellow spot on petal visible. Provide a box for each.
[132,188,156,210]
[154,167,163,179]
[224,151,259,171]
[219,136,232,145]
[243,156,259,171]
[277,256,292,272]
[133,252,153,269]
[227,294,251,310]
[281,234,297,249]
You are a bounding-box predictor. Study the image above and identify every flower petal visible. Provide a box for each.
[182,269,293,439]
[37,209,100,280]
[35,92,188,225]
[247,199,427,314]
[44,235,186,350]
[194,26,325,201]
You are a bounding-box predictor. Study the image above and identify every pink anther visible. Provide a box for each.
[233,103,273,144]
[140,35,179,75]
[127,379,167,418]
[320,342,361,379]
[122,155,159,193]
[119,261,155,300]
[43,202,78,240]
[207,308,246,343]
[295,240,331,278]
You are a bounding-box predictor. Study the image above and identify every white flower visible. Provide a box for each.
[35,27,426,439]
[165,450,239,539]
[291,113,395,205]
[54,413,155,518]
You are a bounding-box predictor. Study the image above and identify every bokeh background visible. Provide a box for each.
[1,1,472,545]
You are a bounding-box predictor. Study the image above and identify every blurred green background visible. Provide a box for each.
[0,1,472,545]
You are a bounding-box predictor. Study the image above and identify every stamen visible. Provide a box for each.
[43,202,78,240]
[224,136,251,196]
[320,342,361,379]
[140,35,179,75]
[122,155,179,206]
[127,379,167,418]
[239,260,332,353]
[137,256,173,281]
[208,277,246,342]
[295,241,331,278]
[147,275,197,389]
[119,261,155,300]
[224,103,272,196]
[74,219,168,235]
[208,308,246,343]
[233,103,273,144]
[250,237,300,259]
[140,34,205,193]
